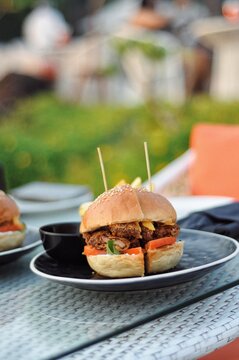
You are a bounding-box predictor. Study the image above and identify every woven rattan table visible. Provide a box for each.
[1,206,239,360]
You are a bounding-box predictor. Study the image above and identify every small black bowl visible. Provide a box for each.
[39,222,85,263]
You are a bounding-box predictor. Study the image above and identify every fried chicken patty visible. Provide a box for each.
[83,221,180,251]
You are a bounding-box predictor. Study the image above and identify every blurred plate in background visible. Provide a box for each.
[169,196,233,220]
[11,182,93,214]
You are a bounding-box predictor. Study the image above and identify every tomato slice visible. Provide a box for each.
[83,246,106,256]
[84,245,144,256]
[123,247,143,255]
[0,223,24,232]
[145,237,176,251]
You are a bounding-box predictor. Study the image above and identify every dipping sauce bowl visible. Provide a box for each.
[39,222,85,263]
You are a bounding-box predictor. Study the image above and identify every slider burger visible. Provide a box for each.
[0,191,25,252]
[80,185,184,278]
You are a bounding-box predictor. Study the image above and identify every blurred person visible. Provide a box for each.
[128,0,211,95]
[0,41,56,112]
[203,0,224,15]
[22,2,72,51]
[120,1,186,103]
[0,2,72,112]
[158,0,209,46]
[130,0,171,30]
[0,72,52,113]
[156,0,212,94]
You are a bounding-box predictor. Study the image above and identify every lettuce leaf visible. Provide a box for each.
[106,240,120,255]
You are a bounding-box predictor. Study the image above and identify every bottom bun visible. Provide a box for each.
[87,252,145,278]
[0,231,26,252]
[146,241,184,275]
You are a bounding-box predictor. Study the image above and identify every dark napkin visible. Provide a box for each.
[178,202,239,241]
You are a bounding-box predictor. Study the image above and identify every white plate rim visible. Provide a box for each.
[30,229,239,286]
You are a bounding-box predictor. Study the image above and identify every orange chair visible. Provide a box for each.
[152,123,239,200]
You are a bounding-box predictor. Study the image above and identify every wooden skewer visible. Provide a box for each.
[97,147,108,192]
[144,141,152,191]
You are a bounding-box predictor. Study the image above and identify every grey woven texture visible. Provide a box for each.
[1,246,239,360]
[64,286,239,360]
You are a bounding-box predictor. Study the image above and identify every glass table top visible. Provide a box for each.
[1,230,239,360]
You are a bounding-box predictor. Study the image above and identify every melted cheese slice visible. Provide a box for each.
[142,221,155,231]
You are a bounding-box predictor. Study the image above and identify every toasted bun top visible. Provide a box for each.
[80,185,176,233]
[0,191,20,224]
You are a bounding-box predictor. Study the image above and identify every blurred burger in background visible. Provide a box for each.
[80,184,184,278]
[0,191,25,252]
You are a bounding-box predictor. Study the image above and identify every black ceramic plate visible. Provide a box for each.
[30,229,239,291]
[0,226,41,265]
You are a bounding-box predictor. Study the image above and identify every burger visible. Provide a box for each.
[80,184,184,278]
[0,191,26,252]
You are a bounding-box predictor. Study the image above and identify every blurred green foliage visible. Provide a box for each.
[1,0,62,11]
[1,0,34,10]
[0,93,239,196]
[113,38,167,61]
